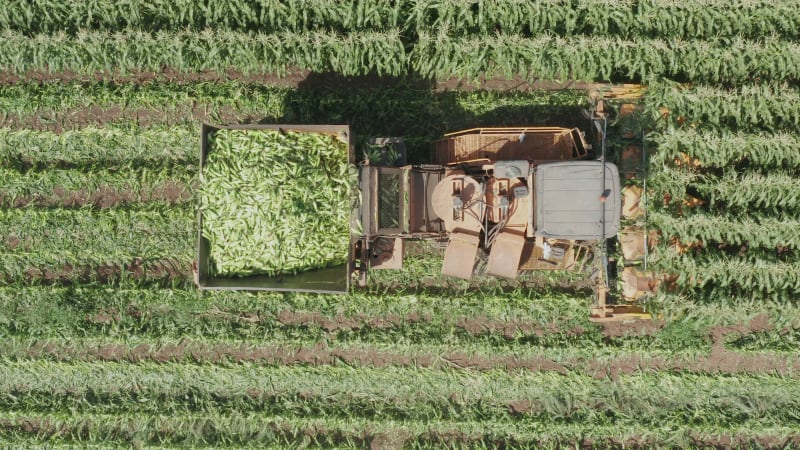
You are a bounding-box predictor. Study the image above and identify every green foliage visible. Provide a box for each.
[666,255,800,300]
[0,127,198,170]
[199,129,351,277]
[1,29,799,83]
[2,0,799,42]
[0,29,406,76]
[0,167,194,208]
[650,210,800,251]
[412,33,800,83]
[694,171,800,214]
[651,128,800,169]
[0,208,194,280]
[646,83,800,132]
[0,0,403,34]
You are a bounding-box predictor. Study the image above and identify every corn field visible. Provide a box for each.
[0,1,799,448]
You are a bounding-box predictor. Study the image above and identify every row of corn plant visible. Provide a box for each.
[1,30,798,82]
[8,334,800,379]
[2,0,798,42]
[657,252,800,301]
[649,210,800,251]
[411,33,800,84]
[0,81,290,116]
[0,361,798,426]
[649,128,800,169]
[0,335,735,372]
[0,208,194,281]
[0,286,600,348]
[692,171,800,214]
[0,29,406,76]
[405,0,800,40]
[3,286,800,356]
[646,83,800,132]
[0,0,403,34]
[3,285,799,353]
[0,166,194,208]
[199,129,352,277]
[648,165,800,214]
[2,412,792,449]
[0,127,198,170]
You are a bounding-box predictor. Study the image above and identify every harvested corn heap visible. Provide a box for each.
[200,129,350,277]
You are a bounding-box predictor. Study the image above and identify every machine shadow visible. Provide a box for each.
[273,72,591,164]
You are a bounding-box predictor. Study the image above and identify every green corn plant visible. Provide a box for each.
[646,83,800,132]
[404,0,800,40]
[0,0,403,34]
[0,29,407,76]
[649,210,800,251]
[658,252,800,300]
[650,129,800,169]
[694,171,800,214]
[0,167,194,209]
[411,33,800,83]
[0,127,198,170]
[199,129,352,278]
[0,208,194,280]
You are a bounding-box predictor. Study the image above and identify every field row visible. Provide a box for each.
[0,127,198,170]
[0,361,800,428]
[2,0,798,40]
[0,30,798,83]
[646,83,800,132]
[0,167,193,208]
[1,412,797,449]
[0,209,194,281]
[0,360,798,427]
[1,287,798,352]
[651,168,800,214]
[650,129,800,170]
[4,336,800,379]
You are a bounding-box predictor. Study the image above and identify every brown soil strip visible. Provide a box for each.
[0,258,189,285]
[2,181,192,209]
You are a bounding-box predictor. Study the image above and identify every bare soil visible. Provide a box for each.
[3,181,191,209]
